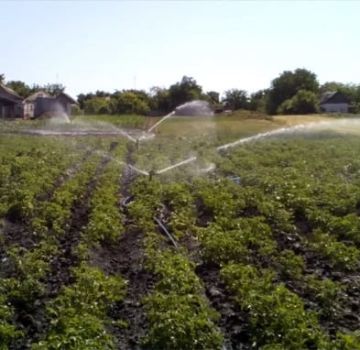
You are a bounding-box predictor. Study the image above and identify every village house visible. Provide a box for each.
[0,84,23,118]
[0,83,77,119]
[320,91,349,113]
[23,91,77,119]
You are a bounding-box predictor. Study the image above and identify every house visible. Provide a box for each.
[320,91,349,113]
[0,83,77,119]
[23,91,50,118]
[0,84,23,118]
[23,91,77,119]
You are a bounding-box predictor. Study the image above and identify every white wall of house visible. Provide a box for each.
[23,102,35,118]
[321,103,349,113]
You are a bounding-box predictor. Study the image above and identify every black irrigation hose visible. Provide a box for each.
[154,217,178,249]
[120,196,177,248]
[120,195,134,207]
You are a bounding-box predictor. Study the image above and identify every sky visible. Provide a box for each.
[1,1,360,98]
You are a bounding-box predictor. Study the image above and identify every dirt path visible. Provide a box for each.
[195,262,251,350]
[90,143,154,349]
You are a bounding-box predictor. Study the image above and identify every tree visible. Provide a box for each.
[111,91,150,115]
[78,93,95,110]
[0,74,4,84]
[249,90,268,112]
[277,89,319,115]
[149,87,171,113]
[43,83,65,96]
[206,91,220,105]
[222,89,249,110]
[168,76,203,110]
[266,69,319,114]
[83,97,111,114]
[6,81,32,97]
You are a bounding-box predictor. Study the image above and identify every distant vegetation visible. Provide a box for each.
[2,69,360,116]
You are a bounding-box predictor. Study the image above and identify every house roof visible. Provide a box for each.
[0,83,23,102]
[320,91,349,105]
[56,92,77,104]
[24,91,50,102]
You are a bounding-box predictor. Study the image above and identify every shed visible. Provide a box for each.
[55,92,77,116]
[0,84,23,118]
[23,91,77,118]
[23,91,50,118]
[320,91,349,113]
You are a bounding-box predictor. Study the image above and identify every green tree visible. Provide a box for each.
[168,76,203,110]
[267,68,319,114]
[223,89,249,110]
[249,90,268,112]
[149,87,171,113]
[206,91,220,105]
[0,74,4,84]
[6,81,32,97]
[277,89,319,114]
[43,83,66,96]
[111,91,150,115]
[83,97,111,114]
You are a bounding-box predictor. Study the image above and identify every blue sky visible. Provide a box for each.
[1,1,360,98]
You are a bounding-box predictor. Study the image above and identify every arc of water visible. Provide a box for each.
[117,129,137,143]
[155,156,197,174]
[126,163,150,176]
[147,111,175,133]
[216,123,314,151]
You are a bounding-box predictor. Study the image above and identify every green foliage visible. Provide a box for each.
[6,80,32,97]
[32,265,126,350]
[310,230,360,270]
[335,331,360,350]
[111,91,150,115]
[83,97,112,114]
[144,292,223,350]
[221,263,329,349]
[0,295,22,349]
[276,249,305,280]
[167,76,203,110]
[32,313,116,350]
[223,89,249,110]
[85,161,124,243]
[143,249,222,350]
[198,218,276,265]
[1,243,57,306]
[305,275,343,316]
[267,68,319,114]
[277,89,319,115]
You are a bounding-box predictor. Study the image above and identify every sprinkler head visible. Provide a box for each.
[148,169,156,181]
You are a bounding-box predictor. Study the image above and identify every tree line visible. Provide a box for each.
[2,70,360,115]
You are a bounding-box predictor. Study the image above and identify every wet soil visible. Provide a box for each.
[90,143,154,349]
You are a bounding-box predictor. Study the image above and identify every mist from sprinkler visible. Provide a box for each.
[10,100,359,178]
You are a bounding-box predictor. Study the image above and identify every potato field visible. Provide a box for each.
[0,117,360,350]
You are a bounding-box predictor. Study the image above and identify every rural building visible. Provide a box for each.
[320,91,349,113]
[23,91,50,118]
[0,84,23,118]
[0,83,77,119]
[23,91,77,118]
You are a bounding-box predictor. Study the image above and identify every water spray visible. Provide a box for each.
[155,156,197,174]
[147,111,175,133]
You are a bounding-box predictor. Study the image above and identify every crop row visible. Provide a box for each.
[128,179,224,349]
[33,149,128,349]
[0,137,86,221]
[0,151,103,348]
